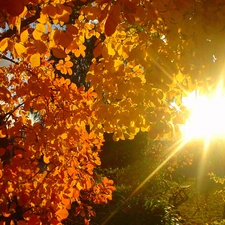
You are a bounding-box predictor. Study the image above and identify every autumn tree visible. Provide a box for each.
[1,0,225,224]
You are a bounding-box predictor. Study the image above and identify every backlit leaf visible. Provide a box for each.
[43,155,50,164]
[61,133,67,139]
[14,42,26,56]
[30,53,40,67]
[55,208,69,221]
[20,29,28,43]
[0,38,9,52]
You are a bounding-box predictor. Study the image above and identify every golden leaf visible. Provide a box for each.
[61,133,68,139]
[33,24,45,40]
[20,29,28,43]
[14,42,26,56]
[30,53,40,68]
[0,38,9,52]
[76,182,83,190]
[43,155,50,164]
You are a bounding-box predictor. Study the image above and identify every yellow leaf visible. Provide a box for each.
[30,53,40,67]
[61,133,68,139]
[36,23,45,33]
[20,30,28,43]
[33,24,45,40]
[43,155,50,164]
[107,43,115,56]
[33,30,42,40]
[76,182,83,190]
[0,38,9,52]
[114,60,123,70]
[15,42,26,56]
[37,14,48,24]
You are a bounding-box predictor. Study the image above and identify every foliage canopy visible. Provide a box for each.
[0,0,225,224]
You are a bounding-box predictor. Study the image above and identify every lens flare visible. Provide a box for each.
[181,84,225,141]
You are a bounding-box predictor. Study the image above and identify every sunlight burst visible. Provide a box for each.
[181,83,225,141]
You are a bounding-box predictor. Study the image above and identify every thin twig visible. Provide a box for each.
[0,54,19,65]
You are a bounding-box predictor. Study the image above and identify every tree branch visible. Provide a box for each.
[0,0,96,41]
[0,54,19,65]
[0,5,41,42]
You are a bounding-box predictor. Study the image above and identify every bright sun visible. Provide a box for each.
[181,83,225,141]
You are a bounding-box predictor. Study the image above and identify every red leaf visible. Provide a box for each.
[124,11,135,24]
[99,4,109,22]
[98,0,111,5]
[0,148,6,156]
[0,0,24,16]
[123,0,136,14]
[28,216,41,225]
[52,48,67,58]
[105,3,121,36]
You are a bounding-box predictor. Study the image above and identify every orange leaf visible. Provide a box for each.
[2,210,10,218]
[55,208,69,221]
[30,53,40,67]
[73,44,86,58]
[73,188,80,199]
[68,167,76,176]
[62,196,71,209]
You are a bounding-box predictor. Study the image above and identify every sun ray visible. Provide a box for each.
[180,80,225,192]
[101,76,225,224]
[181,81,225,141]
[101,138,189,225]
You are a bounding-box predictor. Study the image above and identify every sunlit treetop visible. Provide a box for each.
[1,0,225,141]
